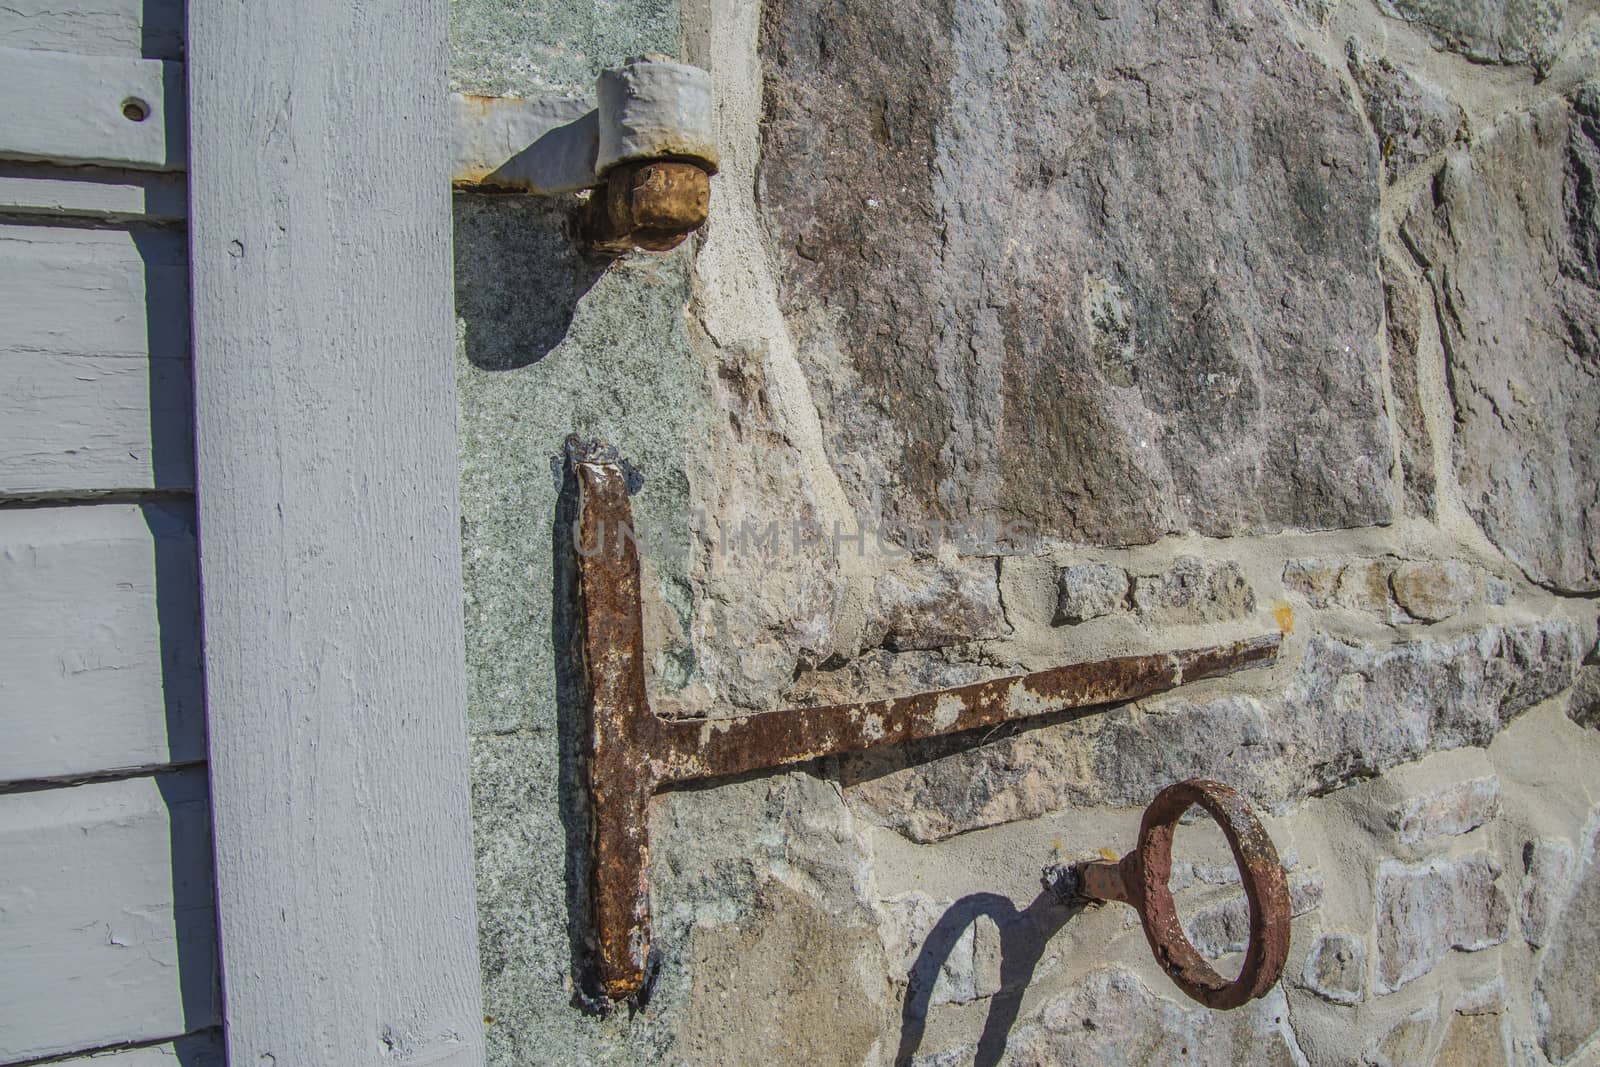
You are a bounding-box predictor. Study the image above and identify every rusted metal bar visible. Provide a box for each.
[572,455,1284,1002]
[1069,779,1291,1009]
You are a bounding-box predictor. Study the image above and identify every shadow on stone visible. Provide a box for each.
[454,193,609,371]
[551,452,607,1009]
[894,890,1083,1067]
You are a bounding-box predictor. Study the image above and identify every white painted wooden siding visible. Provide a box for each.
[0,223,192,497]
[0,771,219,1063]
[0,46,184,171]
[191,0,485,1060]
[0,0,184,59]
[0,5,216,1065]
[0,163,187,222]
[52,1033,224,1066]
[0,502,203,785]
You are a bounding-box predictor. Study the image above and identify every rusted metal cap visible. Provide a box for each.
[584,160,712,253]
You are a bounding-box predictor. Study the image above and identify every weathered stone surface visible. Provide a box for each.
[1375,853,1510,994]
[1437,1001,1514,1067]
[680,880,891,1066]
[842,619,1581,841]
[1054,562,1130,625]
[1389,776,1501,845]
[1335,558,1408,621]
[759,0,1389,549]
[880,893,983,1011]
[1005,968,1307,1066]
[1569,664,1600,730]
[1368,1006,1437,1067]
[1131,557,1256,625]
[1348,40,1468,185]
[1401,91,1600,593]
[865,559,1004,652]
[449,0,678,96]
[1520,838,1576,947]
[1300,933,1369,1005]
[1182,872,1324,958]
[1535,816,1600,1063]
[1380,252,1439,517]
[1283,559,1343,608]
[1458,976,1508,1016]
[1373,0,1566,71]
[1391,559,1479,622]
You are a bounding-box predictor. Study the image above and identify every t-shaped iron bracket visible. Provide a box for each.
[571,453,1284,1004]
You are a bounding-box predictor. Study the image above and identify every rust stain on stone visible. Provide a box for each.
[573,456,1282,1002]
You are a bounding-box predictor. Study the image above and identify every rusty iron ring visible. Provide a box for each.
[1129,779,1291,1009]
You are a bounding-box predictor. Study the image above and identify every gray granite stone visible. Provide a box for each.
[1374,0,1567,72]
[1347,39,1469,185]
[1005,968,1306,1066]
[1375,853,1509,994]
[759,0,1389,549]
[1054,563,1131,625]
[1389,776,1501,846]
[1300,933,1369,1006]
[1535,815,1600,1063]
[1401,91,1600,593]
[1520,838,1576,948]
[1131,557,1256,626]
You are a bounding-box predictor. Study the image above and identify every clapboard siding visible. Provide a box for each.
[0,502,203,785]
[0,47,184,171]
[0,223,193,497]
[0,0,185,60]
[52,1032,224,1066]
[0,770,219,1064]
[0,163,187,221]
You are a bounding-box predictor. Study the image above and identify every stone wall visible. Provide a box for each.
[450,0,1600,1061]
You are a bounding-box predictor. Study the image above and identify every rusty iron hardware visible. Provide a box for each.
[570,452,1285,1004]
[584,160,712,254]
[1052,779,1291,1009]
[451,56,716,254]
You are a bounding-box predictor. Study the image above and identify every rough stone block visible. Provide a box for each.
[1054,562,1130,625]
[682,881,890,1066]
[1283,559,1343,608]
[1437,999,1514,1067]
[1005,968,1306,1066]
[1535,815,1600,1063]
[1181,872,1324,958]
[1389,776,1501,846]
[1348,39,1469,185]
[866,560,1004,652]
[1401,92,1600,593]
[760,0,1390,549]
[1373,0,1567,71]
[1374,853,1509,994]
[1569,665,1600,731]
[880,893,978,1011]
[1390,560,1480,622]
[1520,838,1576,948]
[1334,558,1404,621]
[1380,252,1439,517]
[1300,932,1368,1005]
[1132,557,1256,625]
[1368,1006,1437,1067]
